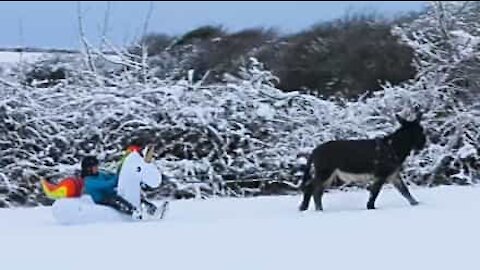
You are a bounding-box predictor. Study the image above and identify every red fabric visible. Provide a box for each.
[127,145,142,153]
[60,176,84,197]
[71,177,84,197]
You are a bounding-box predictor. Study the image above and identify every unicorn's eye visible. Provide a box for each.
[136,166,141,172]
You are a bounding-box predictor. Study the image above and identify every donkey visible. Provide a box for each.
[299,113,426,211]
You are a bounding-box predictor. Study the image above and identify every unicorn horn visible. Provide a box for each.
[144,144,155,163]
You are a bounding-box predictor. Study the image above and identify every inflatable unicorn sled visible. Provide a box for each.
[41,145,168,224]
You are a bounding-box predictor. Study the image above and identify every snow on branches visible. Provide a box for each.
[0,55,424,205]
[390,1,480,185]
[0,1,478,207]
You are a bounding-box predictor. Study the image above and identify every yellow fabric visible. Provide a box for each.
[41,180,68,199]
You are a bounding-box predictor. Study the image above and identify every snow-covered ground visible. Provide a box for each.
[0,50,120,64]
[0,51,46,63]
[1,185,479,270]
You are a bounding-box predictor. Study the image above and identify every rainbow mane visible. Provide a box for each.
[41,177,84,199]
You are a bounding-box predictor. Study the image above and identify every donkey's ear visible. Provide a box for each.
[396,114,408,125]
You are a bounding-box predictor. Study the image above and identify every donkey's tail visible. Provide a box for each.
[299,154,313,191]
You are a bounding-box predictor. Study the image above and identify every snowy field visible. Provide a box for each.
[1,185,479,270]
[0,51,46,63]
[0,50,120,64]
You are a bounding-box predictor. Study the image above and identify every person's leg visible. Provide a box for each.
[100,195,137,215]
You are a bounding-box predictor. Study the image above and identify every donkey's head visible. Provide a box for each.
[395,113,426,153]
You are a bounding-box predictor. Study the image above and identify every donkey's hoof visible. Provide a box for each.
[410,200,420,206]
[367,204,376,210]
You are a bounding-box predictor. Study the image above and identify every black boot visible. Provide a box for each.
[141,197,157,215]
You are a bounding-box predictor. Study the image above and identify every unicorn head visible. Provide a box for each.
[116,146,162,209]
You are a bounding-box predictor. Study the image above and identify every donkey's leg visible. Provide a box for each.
[392,179,419,206]
[299,182,314,211]
[367,178,386,210]
[387,171,419,206]
[312,184,325,211]
[312,170,334,211]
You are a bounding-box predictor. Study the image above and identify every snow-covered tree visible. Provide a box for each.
[1,1,479,208]
[392,1,480,185]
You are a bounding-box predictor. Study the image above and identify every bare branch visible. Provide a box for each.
[100,1,112,52]
[141,1,155,83]
[76,1,97,74]
[142,1,155,39]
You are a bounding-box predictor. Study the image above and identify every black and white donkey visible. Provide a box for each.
[299,113,427,211]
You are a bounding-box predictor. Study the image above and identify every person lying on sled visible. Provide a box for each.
[80,154,158,220]
[42,144,160,220]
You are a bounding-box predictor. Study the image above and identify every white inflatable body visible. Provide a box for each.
[117,151,162,209]
[51,151,163,225]
[52,195,130,225]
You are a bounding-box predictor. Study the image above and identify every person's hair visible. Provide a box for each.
[81,156,99,177]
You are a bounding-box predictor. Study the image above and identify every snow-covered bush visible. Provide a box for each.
[0,55,417,206]
[0,1,478,208]
[392,1,480,185]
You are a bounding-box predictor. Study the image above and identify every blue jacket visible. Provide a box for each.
[84,170,118,203]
